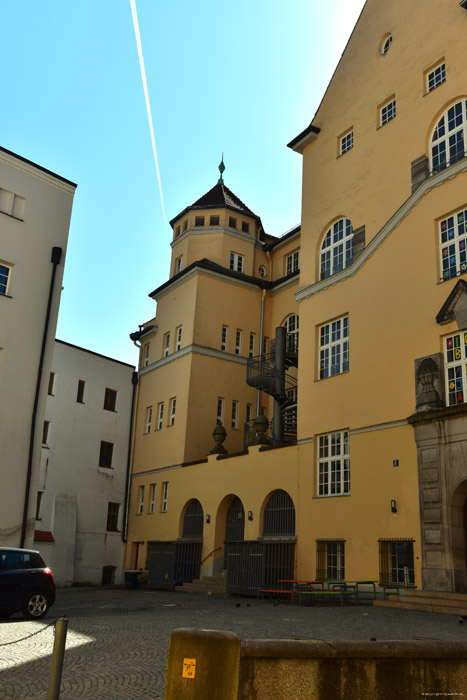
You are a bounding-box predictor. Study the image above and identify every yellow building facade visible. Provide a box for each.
[125,0,467,595]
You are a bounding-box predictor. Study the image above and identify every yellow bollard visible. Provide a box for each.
[47,617,68,700]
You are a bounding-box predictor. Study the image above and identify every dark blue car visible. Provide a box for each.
[0,547,55,620]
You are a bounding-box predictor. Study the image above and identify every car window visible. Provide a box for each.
[0,551,24,570]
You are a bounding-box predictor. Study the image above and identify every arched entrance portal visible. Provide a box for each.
[262,490,296,588]
[451,480,467,593]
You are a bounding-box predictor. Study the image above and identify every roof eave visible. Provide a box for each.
[287,125,321,154]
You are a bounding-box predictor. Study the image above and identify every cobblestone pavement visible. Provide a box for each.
[0,587,466,699]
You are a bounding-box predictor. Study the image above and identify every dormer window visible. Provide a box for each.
[195,216,205,227]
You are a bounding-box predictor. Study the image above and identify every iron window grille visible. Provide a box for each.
[378,539,415,588]
[263,490,296,536]
[316,540,345,580]
[182,499,204,538]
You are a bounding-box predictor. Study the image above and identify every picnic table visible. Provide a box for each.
[257,579,387,606]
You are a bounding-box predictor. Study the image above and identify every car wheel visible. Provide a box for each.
[22,592,49,620]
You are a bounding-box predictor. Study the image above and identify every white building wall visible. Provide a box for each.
[0,148,76,547]
[36,340,135,586]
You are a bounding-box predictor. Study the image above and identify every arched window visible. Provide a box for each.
[182,499,204,538]
[283,314,299,353]
[431,100,467,173]
[380,34,392,55]
[263,490,296,536]
[320,218,353,280]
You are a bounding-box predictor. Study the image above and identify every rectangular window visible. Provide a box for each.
[444,331,467,405]
[175,256,183,274]
[318,430,350,496]
[246,403,253,423]
[319,316,349,379]
[210,215,220,226]
[138,486,145,515]
[104,388,117,411]
[42,421,50,446]
[99,441,114,469]
[169,398,176,426]
[161,482,169,512]
[380,98,396,126]
[286,250,300,275]
[107,502,120,531]
[242,221,249,233]
[379,539,415,588]
[183,220,188,231]
[145,406,152,433]
[48,372,55,395]
[195,216,205,227]
[221,325,228,351]
[427,62,446,92]
[149,484,156,513]
[339,130,354,155]
[235,329,242,355]
[262,337,269,355]
[0,188,25,219]
[439,208,467,281]
[143,343,150,367]
[157,402,164,430]
[229,217,237,229]
[176,326,182,352]
[77,379,85,403]
[36,491,44,520]
[217,397,224,425]
[229,253,244,273]
[249,333,255,358]
[231,400,238,429]
[164,333,170,357]
[316,540,345,580]
[175,226,181,238]
[0,264,10,295]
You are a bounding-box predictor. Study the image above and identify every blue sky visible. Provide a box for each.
[2,0,366,365]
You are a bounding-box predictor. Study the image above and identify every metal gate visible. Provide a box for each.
[226,541,295,596]
[148,540,202,590]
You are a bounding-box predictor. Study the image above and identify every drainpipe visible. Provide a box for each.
[257,288,266,416]
[122,370,139,543]
[21,246,62,548]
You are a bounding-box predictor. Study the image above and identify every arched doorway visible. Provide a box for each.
[182,499,204,538]
[262,490,296,588]
[451,480,467,592]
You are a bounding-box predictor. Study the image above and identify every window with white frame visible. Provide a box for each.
[138,485,145,514]
[161,482,169,512]
[163,333,170,357]
[380,34,392,55]
[427,62,446,93]
[145,406,152,434]
[286,250,300,275]
[444,330,467,405]
[319,316,349,379]
[230,252,244,273]
[235,329,242,355]
[157,402,164,430]
[439,208,467,281]
[0,264,11,295]
[149,484,156,513]
[217,397,224,425]
[316,540,345,580]
[262,337,269,355]
[143,343,150,367]
[339,130,353,155]
[249,333,255,358]
[431,100,467,173]
[221,325,228,351]
[169,398,176,426]
[283,314,299,353]
[320,218,353,280]
[176,326,182,351]
[175,256,183,274]
[318,430,350,496]
[380,98,396,126]
[0,188,25,219]
[231,400,238,429]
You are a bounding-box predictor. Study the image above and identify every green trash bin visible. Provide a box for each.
[124,570,140,589]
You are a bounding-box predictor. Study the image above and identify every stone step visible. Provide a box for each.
[396,594,467,608]
[174,585,226,595]
[374,600,467,615]
[399,590,467,603]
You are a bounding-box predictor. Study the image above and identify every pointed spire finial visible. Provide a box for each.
[218,153,225,185]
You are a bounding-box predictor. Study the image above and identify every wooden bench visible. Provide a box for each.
[299,589,358,606]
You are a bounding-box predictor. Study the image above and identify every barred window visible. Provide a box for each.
[316,540,345,580]
[318,430,350,496]
[379,539,415,588]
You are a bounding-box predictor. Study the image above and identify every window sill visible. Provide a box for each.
[314,493,351,499]
[98,466,113,473]
[0,210,24,222]
[0,294,12,300]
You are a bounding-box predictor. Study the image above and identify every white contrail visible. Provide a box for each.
[130,0,167,226]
